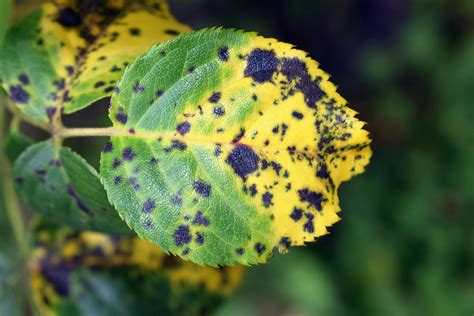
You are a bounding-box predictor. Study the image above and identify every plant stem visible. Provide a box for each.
[59,127,122,138]
[4,101,50,133]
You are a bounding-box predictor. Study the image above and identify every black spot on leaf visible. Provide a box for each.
[208,92,221,103]
[244,49,279,83]
[195,232,204,245]
[192,211,209,226]
[165,29,180,35]
[194,181,211,197]
[226,145,260,179]
[290,207,303,221]
[143,199,156,213]
[129,28,141,36]
[262,192,273,208]
[58,8,82,27]
[18,74,29,85]
[174,225,191,246]
[122,147,136,161]
[292,111,304,120]
[9,85,29,103]
[254,242,266,255]
[67,184,92,215]
[218,46,229,61]
[176,121,191,135]
[298,189,324,211]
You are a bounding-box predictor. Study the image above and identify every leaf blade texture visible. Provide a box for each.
[101,28,372,266]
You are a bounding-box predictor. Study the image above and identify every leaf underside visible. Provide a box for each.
[31,226,244,315]
[0,0,191,122]
[100,28,372,266]
[14,141,129,233]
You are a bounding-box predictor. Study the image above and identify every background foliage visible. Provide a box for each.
[1,0,473,315]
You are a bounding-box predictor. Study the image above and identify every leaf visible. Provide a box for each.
[0,0,12,43]
[2,129,34,163]
[0,0,191,122]
[13,141,129,233]
[100,28,372,266]
[30,227,245,315]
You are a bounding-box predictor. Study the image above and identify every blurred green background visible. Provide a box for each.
[2,0,473,315]
[169,0,474,315]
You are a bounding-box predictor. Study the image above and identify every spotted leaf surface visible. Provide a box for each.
[30,226,244,315]
[0,0,190,122]
[14,141,129,233]
[100,29,372,266]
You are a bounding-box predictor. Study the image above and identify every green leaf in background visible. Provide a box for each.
[13,141,129,233]
[0,0,12,45]
[100,28,372,266]
[3,129,34,163]
[0,0,190,122]
[30,227,245,315]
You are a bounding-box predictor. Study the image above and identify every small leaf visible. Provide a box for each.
[0,0,190,122]
[2,130,34,163]
[13,141,129,233]
[100,29,372,266]
[30,227,245,315]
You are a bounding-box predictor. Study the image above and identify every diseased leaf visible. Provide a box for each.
[0,0,191,122]
[100,29,372,266]
[14,141,129,233]
[3,129,34,163]
[30,227,244,315]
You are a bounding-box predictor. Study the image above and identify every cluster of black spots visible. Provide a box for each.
[128,27,141,36]
[292,111,304,120]
[46,107,56,119]
[195,232,204,245]
[9,85,29,103]
[133,81,145,93]
[129,177,140,191]
[254,242,266,256]
[53,78,65,90]
[262,192,273,208]
[144,219,154,229]
[176,121,191,135]
[298,188,324,211]
[142,199,156,213]
[165,29,180,35]
[58,7,82,27]
[303,212,315,233]
[122,147,136,161]
[66,184,92,215]
[171,195,182,206]
[112,158,121,169]
[226,144,260,179]
[208,92,221,103]
[244,49,279,84]
[165,140,187,153]
[218,46,229,61]
[281,124,288,138]
[249,184,257,196]
[213,106,225,116]
[236,248,244,256]
[316,162,329,179]
[231,128,245,143]
[113,176,122,185]
[290,207,303,221]
[279,237,291,249]
[174,225,191,246]
[18,74,29,85]
[62,90,73,103]
[192,211,209,226]
[194,181,211,197]
[115,109,128,124]
[94,81,105,88]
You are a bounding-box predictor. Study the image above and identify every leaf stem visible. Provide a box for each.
[4,100,51,133]
[59,127,122,138]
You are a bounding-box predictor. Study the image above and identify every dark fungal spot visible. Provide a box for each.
[62,90,72,103]
[280,237,291,248]
[66,184,91,215]
[143,199,156,213]
[231,128,245,143]
[290,207,303,221]
[272,126,279,134]
[252,94,257,101]
[113,86,120,93]
[176,121,191,135]
[195,232,204,245]
[18,74,29,85]
[171,195,182,206]
[182,247,190,256]
[104,86,114,93]
[94,81,105,88]
[122,147,136,161]
[144,219,154,229]
[112,158,121,169]
[249,184,258,196]
[214,145,222,156]
[188,66,195,73]
[165,29,180,35]
[35,169,46,176]
[192,211,209,226]
[15,177,24,185]
[129,177,140,190]
[9,85,29,103]
[226,144,260,179]
[298,189,325,211]
[172,140,186,151]
[174,225,191,246]
[244,49,279,84]
[133,81,144,93]
[46,107,56,119]
[156,89,164,97]
[65,66,74,75]
[58,7,82,27]
[292,111,304,120]
[213,106,225,116]
[254,242,266,255]
[115,112,128,125]
[218,46,229,61]
[316,162,329,179]
[303,213,315,233]
[194,181,211,197]
[208,92,221,103]
[114,176,122,185]
[129,27,141,36]
[236,248,244,255]
[49,159,61,167]
[150,157,159,164]
[128,128,135,134]
[262,192,273,208]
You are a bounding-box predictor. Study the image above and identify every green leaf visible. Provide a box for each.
[30,228,245,315]
[100,28,372,266]
[0,0,190,122]
[13,141,129,233]
[0,0,12,44]
[2,130,34,163]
